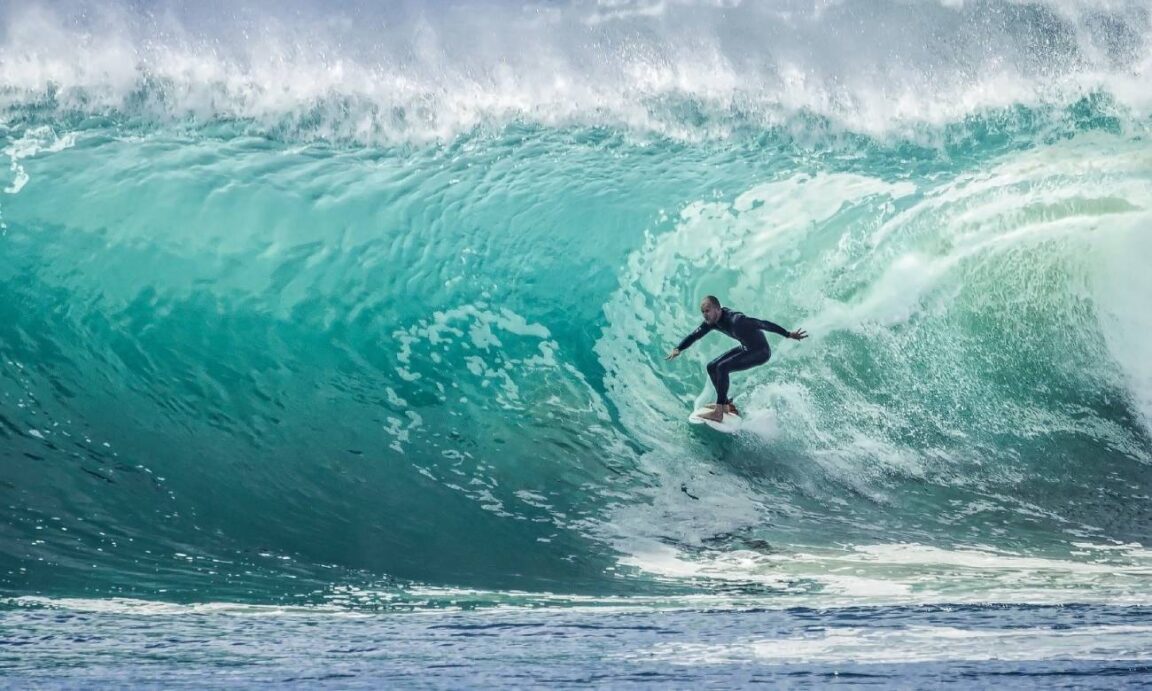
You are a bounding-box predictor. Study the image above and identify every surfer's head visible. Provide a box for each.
[700,295,722,324]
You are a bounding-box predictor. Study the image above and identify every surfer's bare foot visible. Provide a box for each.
[698,407,724,422]
[726,403,740,416]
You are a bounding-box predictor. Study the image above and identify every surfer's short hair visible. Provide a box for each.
[701,295,721,308]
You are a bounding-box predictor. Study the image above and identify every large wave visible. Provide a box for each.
[2,0,1151,607]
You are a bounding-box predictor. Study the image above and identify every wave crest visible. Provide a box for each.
[2,0,1150,143]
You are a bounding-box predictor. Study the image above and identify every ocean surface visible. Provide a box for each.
[2,0,1152,686]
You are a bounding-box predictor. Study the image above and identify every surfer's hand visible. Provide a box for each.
[665,348,681,361]
[789,329,808,341]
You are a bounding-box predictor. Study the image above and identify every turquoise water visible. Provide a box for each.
[3,0,1152,685]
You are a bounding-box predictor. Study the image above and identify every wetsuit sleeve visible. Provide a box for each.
[675,322,714,351]
[748,317,790,338]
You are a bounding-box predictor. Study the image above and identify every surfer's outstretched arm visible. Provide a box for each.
[747,317,790,337]
[666,321,713,360]
[749,317,807,341]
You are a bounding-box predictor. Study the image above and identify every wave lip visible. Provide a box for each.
[2,1,1151,142]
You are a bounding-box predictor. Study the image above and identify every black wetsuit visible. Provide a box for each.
[675,307,790,406]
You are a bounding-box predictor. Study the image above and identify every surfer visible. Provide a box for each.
[666,296,807,423]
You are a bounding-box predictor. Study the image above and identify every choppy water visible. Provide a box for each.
[5,599,1152,687]
[2,0,1152,685]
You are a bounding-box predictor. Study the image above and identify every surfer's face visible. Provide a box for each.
[700,302,721,324]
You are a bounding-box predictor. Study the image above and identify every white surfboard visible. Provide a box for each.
[688,407,743,434]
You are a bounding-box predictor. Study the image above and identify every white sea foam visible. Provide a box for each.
[1,1,1150,142]
[3,126,77,194]
[624,623,1152,665]
[615,540,1152,608]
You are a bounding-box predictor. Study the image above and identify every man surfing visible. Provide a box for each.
[666,295,807,423]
